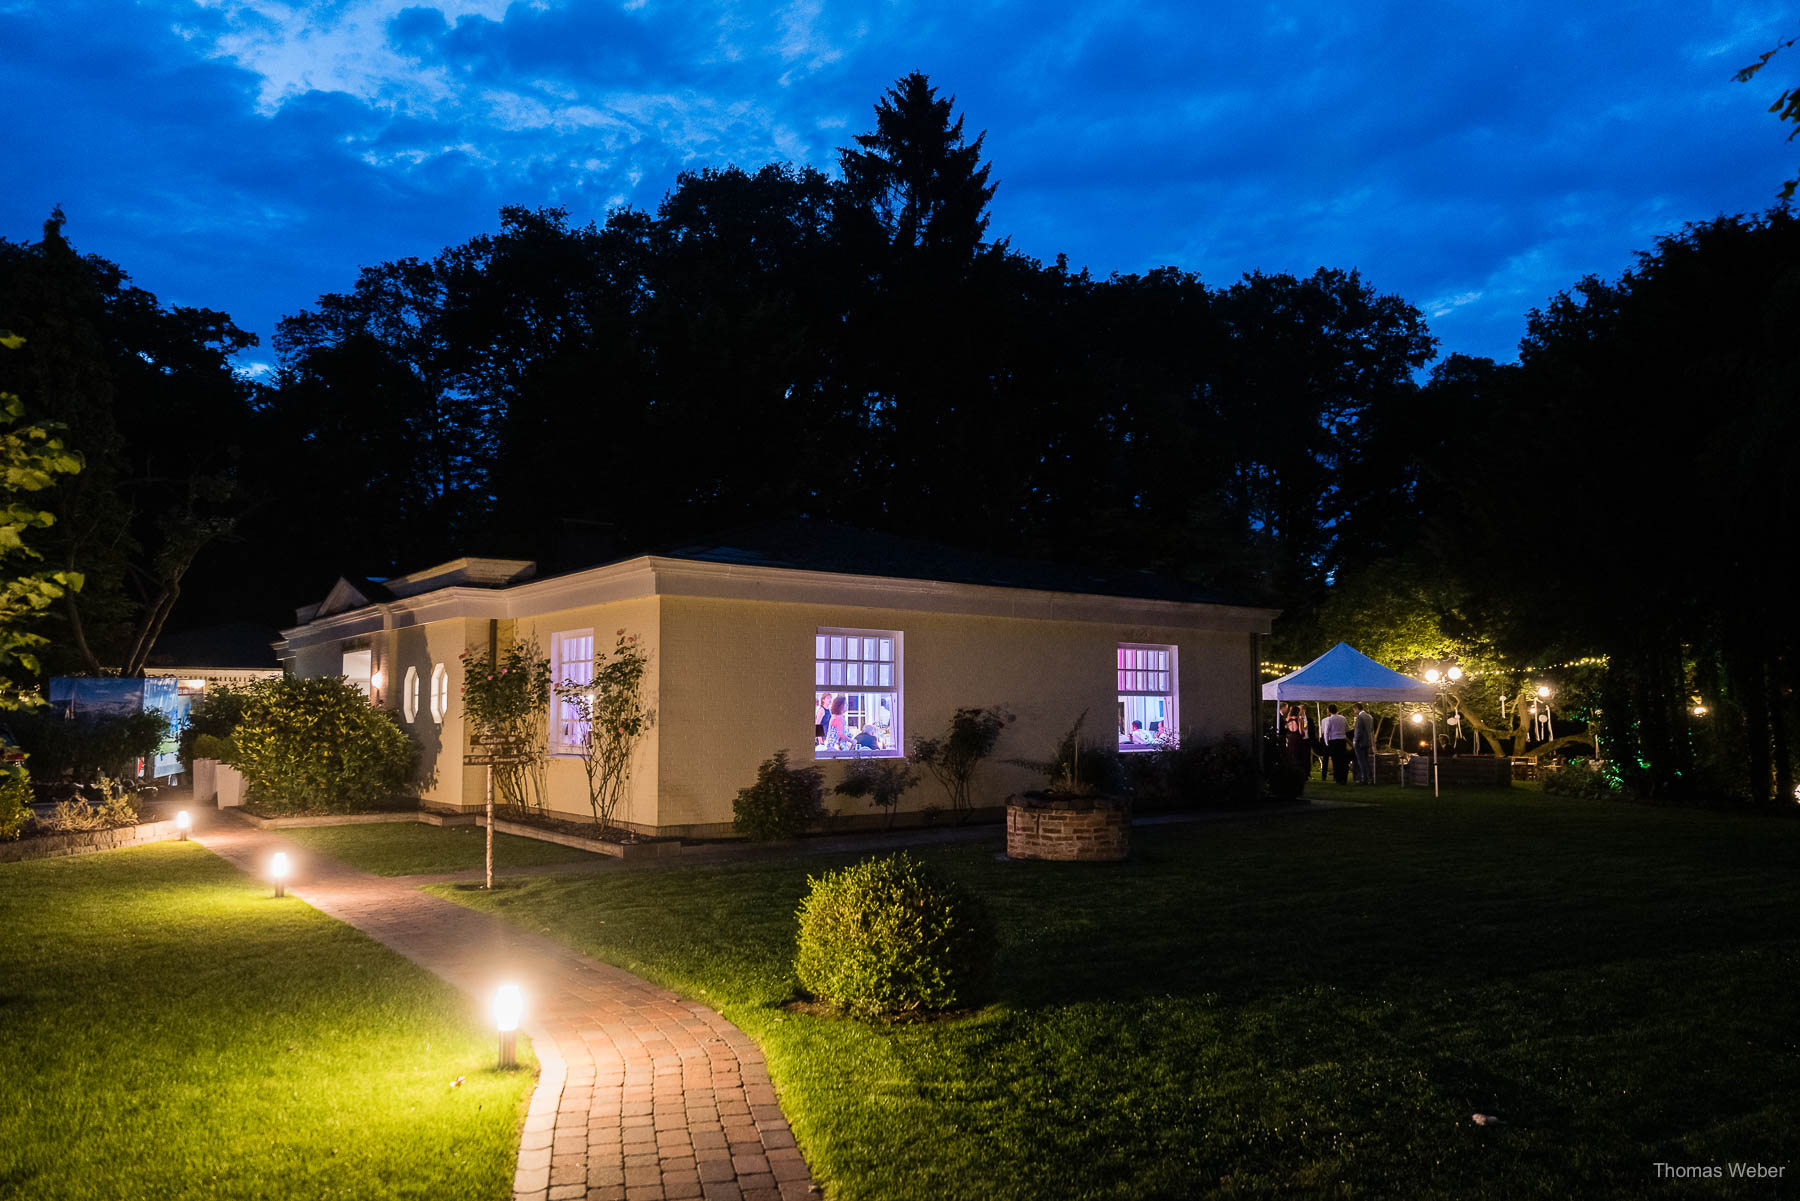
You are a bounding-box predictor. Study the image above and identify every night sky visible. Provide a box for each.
[3,1,1792,374]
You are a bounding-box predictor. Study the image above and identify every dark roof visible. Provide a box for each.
[145,621,283,670]
[647,519,1252,607]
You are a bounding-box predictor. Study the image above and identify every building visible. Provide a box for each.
[275,522,1278,837]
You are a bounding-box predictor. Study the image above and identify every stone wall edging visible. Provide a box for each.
[0,819,180,864]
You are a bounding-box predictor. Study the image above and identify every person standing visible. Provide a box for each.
[1352,701,1375,784]
[1321,703,1350,784]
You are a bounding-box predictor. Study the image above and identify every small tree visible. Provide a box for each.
[833,755,918,828]
[557,629,656,834]
[459,639,552,814]
[909,706,1012,824]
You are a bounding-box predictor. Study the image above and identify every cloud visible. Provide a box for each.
[4,0,1795,367]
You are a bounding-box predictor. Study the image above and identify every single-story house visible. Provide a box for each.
[274,522,1279,837]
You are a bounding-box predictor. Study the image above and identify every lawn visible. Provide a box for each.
[275,821,602,876]
[437,787,1800,1200]
[0,842,536,1201]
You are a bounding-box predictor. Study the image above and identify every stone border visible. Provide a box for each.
[485,816,682,861]
[0,818,180,864]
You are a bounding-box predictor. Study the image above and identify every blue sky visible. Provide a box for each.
[3,0,1793,374]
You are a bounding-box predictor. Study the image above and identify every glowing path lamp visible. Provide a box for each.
[175,810,191,841]
[271,852,290,898]
[494,983,523,1068]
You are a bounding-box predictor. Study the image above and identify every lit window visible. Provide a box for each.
[402,666,420,723]
[341,648,372,698]
[815,628,901,758]
[550,629,595,754]
[1118,644,1177,750]
[429,663,449,724]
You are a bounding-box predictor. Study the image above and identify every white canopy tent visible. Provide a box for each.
[1261,642,1438,703]
[1262,643,1439,789]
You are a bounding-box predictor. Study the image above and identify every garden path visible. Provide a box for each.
[192,818,817,1201]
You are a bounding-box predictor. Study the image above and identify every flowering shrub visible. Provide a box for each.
[909,705,1012,824]
[557,629,656,832]
[459,639,551,814]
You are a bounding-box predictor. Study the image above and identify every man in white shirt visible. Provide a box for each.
[1320,703,1350,784]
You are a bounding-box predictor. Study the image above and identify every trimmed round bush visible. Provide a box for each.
[795,852,995,1018]
[232,676,417,813]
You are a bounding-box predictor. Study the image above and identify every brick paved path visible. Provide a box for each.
[193,819,817,1201]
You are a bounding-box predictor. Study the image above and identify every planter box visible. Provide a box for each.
[216,764,246,808]
[231,809,475,830]
[486,816,682,861]
[1403,755,1512,788]
[192,758,218,802]
[1006,794,1131,861]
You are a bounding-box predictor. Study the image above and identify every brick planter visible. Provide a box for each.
[0,818,180,864]
[1006,793,1131,861]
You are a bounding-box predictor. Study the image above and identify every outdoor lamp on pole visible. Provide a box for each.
[271,852,289,899]
[1411,710,1440,797]
[175,810,191,841]
[494,983,523,1068]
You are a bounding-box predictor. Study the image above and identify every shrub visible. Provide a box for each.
[179,687,248,763]
[910,705,1012,823]
[460,640,552,815]
[12,709,169,783]
[190,732,236,763]
[1542,758,1621,800]
[44,778,138,832]
[794,852,996,1018]
[232,676,417,813]
[1165,735,1259,807]
[733,750,824,840]
[832,756,918,827]
[0,762,29,841]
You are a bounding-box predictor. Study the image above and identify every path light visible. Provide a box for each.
[494,983,523,1068]
[271,852,289,898]
[175,810,191,841]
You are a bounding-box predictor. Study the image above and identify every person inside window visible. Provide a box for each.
[815,692,834,746]
[1129,719,1153,744]
[854,723,883,751]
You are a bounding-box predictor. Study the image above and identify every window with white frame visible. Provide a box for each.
[429,663,449,724]
[402,666,420,723]
[1117,643,1177,749]
[550,629,595,753]
[815,628,901,758]
[341,648,372,698]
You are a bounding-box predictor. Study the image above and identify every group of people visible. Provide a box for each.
[1281,700,1379,784]
[815,691,892,753]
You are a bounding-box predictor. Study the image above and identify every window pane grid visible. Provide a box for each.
[1119,643,1177,748]
[817,629,900,759]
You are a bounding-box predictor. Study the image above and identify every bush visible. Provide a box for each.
[190,732,237,762]
[1122,734,1260,808]
[43,778,139,832]
[910,705,1012,823]
[179,687,248,763]
[733,750,825,840]
[232,676,417,813]
[1007,710,1125,798]
[0,763,29,841]
[795,852,996,1018]
[11,708,170,783]
[1542,758,1621,800]
[832,756,918,827]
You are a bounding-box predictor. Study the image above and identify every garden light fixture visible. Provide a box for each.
[175,810,191,840]
[1411,712,1425,725]
[1693,705,1708,717]
[1537,685,1551,698]
[1447,666,1463,681]
[1425,668,1441,684]
[271,851,289,898]
[494,983,523,1067]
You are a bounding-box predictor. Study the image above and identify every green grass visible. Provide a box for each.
[275,821,602,876]
[0,842,535,1200]
[435,787,1800,1200]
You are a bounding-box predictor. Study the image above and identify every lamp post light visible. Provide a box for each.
[494,983,523,1068]
[271,851,289,899]
[175,810,191,841]
[1411,710,1440,797]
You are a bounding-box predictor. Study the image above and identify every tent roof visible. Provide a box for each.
[1261,642,1438,702]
